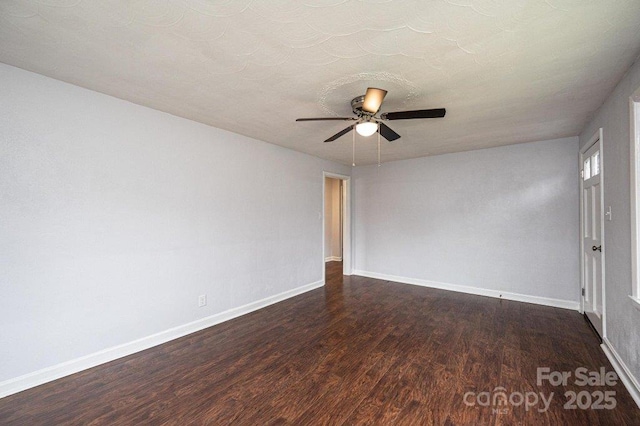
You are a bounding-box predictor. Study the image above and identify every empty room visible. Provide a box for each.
[2,1,640,424]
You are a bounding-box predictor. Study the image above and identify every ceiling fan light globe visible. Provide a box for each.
[356,122,378,137]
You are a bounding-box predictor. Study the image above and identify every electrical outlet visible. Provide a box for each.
[198,294,207,307]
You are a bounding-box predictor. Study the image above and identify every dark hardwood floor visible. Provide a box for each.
[1,261,638,425]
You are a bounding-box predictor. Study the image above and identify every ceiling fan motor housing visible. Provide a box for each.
[351,95,370,117]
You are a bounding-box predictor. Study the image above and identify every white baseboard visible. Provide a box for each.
[325,256,342,262]
[0,279,324,399]
[352,270,580,311]
[601,337,640,408]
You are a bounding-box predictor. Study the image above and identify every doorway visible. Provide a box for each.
[580,128,605,337]
[323,172,351,283]
[324,177,343,262]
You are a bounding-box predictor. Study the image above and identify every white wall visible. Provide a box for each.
[579,57,640,388]
[0,63,350,385]
[353,137,580,305]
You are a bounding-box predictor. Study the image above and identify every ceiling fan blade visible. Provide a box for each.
[378,122,401,141]
[380,108,446,120]
[324,125,354,142]
[362,88,387,114]
[296,117,356,122]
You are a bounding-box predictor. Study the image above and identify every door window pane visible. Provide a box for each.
[592,151,600,176]
[584,158,591,180]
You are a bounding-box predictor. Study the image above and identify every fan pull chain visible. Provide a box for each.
[352,128,356,167]
[377,129,381,167]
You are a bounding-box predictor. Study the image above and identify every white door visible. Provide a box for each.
[581,138,604,336]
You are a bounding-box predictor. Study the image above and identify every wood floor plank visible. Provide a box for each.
[0,261,638,425]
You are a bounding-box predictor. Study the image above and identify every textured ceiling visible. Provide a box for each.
[1,1,640,165]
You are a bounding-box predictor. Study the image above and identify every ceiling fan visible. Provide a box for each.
[296,88,446,143]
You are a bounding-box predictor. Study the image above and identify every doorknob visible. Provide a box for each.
[592,245,601,252]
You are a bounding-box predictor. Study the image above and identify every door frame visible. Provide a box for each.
[629,86,640,305]
[579,128,606,337]
[323,171,352,282]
